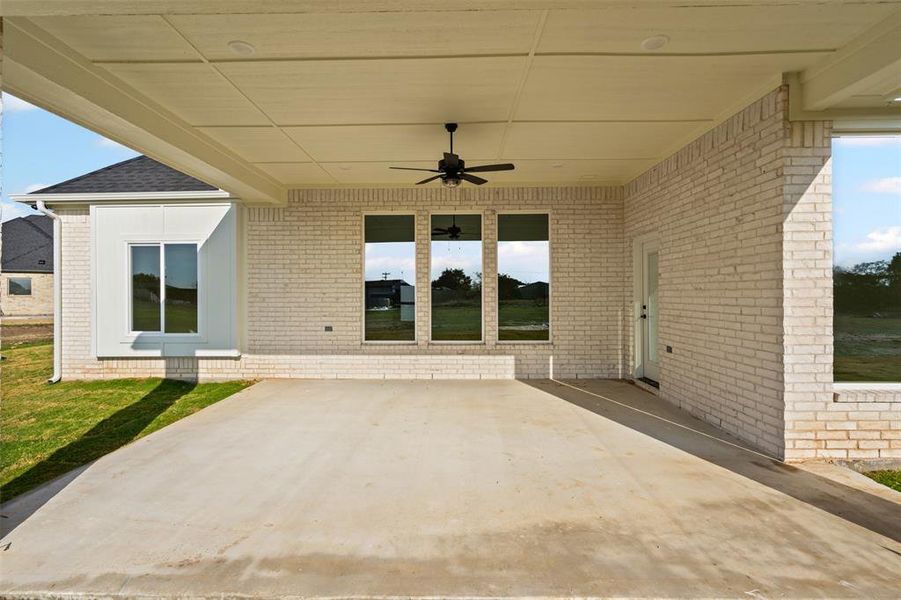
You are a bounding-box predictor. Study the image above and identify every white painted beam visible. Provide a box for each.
[3,18,286,204]
[801,11,901,111]
[3,0,892,17]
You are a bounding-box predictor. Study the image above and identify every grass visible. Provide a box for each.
[0,342,252,501]
[365,308,415,341]
[432,304,482,341]
[864,470,901,493]
[834,314,901,382]
[499,300,549,342]
[365,302,550,341]
[132,298,198,333]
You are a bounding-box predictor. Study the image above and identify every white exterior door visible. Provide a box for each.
[639,241,660,382]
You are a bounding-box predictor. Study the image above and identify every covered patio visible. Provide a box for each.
[2,379,899,598]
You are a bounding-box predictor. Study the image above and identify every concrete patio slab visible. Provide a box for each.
[1,379,899,598]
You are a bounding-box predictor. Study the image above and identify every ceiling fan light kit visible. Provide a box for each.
[390,123,515,187]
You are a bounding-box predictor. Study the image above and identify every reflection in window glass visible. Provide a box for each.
[164,244,198,333]
[364,215,416,341]
[498,214,549,341]
[131,245,161,332]
[8,277,32,296]
[431,214,482,341]
[833,136,901,382]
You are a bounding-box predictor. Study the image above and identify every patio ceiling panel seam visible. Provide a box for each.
[497,9,549,160]
[159,14,340,185]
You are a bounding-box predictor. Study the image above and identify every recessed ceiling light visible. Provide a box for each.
[641,34,670,51]
[227,40,255,57]
[893,96,901,103]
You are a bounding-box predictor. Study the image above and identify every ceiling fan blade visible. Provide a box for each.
[432,227,450,234]
[463,163,515,173]
[460,173,488,186]
[416,175,443,185]
[390,166,441,172]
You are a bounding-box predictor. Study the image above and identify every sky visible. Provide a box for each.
[832,136,901,268]
[3,92,899,271]
[1,93,139,222]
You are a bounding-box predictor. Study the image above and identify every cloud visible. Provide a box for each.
[22,183,48,194]
[96,136,127,150]
[1,199,40,222]
[853,226,901,254]
[835,136,901,148]
[862,177,901,195]
[2,93,37,113]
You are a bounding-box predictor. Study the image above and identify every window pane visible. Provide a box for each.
[833,136,901,382]
[164,244,198,334]
[131,245,161,332]
[498,214,549,341]
[8,277,32,296]
[431,214,482,341]
[364,215,415,341]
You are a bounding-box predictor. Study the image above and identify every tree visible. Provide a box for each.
[497,274,524,300]
[432,268,472,291]
[834,252,901,315]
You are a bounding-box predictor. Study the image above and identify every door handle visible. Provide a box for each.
[640,314,647,319]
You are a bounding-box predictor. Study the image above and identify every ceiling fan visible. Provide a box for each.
[432,215,463,240]
[390,123,514,187]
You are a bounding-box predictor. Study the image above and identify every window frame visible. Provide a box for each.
[7,276,33,296]
[495,210,553,345]
[830,133,901,385]
[428,211,485,345]
[127,241,202,337]
[361,211,418,345]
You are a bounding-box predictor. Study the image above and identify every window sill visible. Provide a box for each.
[362,341,417,346]
[833,382,901,391]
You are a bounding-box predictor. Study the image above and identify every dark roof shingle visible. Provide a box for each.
[1,215,53,273]
[29,156,216,195]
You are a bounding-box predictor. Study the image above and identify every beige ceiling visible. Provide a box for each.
[13,2,901,192]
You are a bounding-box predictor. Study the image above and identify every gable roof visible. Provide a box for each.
[29,156,217,195]
[1,215,53,273]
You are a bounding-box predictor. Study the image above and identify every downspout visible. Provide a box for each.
[35,200,62,383]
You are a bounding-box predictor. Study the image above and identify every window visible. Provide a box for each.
[431,214,482,341]
[130,243,198,334]
[8,277,32,296]
[364,215,416,341]
[498,214,550,341]
[833,135,901,382]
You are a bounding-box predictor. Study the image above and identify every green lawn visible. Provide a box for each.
[498,300,549,341]
[365,308,415,341]
[132,298,198,333]
[0,342,252,501]
[834,314,901,382]
[864,470,901,493]
[432,304,482,341]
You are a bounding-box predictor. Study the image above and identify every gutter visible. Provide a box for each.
[34,200,62,383]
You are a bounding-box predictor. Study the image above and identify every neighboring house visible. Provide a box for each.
[0,215,54,317]
[518,282,549,301]
[365,279,413,309]
[8,4,900,465]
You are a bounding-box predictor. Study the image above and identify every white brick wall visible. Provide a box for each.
[61,187,625,380]
[623,88,791,457]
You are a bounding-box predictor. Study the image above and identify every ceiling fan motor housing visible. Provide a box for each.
[438,157,464,174]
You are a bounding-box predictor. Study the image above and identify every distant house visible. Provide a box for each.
[1,215,54,317]
[365,279,412,309]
